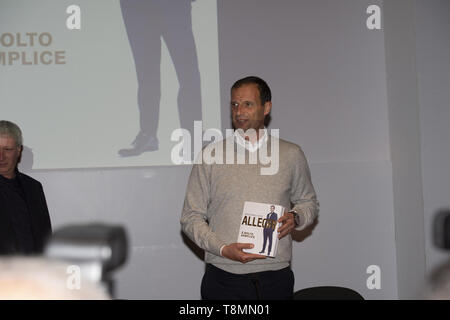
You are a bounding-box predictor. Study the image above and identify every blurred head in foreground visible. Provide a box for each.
[424,259,450,300]
[0,257,109,300]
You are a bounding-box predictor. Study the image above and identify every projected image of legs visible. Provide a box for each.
[119,0,202,157]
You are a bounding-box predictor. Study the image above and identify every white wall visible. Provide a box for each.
[384,0,426,299]
[218,0,399,299]
[414,0,450,274]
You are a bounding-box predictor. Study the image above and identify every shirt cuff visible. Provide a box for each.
[219,244,226,257]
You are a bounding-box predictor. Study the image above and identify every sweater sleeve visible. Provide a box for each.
[180,162,227,257]
[289,147,319,231]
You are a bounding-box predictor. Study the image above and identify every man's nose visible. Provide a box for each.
[236,104,245,115]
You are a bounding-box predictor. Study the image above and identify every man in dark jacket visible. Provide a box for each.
[0,120,51,255]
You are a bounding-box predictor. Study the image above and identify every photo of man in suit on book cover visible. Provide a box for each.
[259,205,278,256]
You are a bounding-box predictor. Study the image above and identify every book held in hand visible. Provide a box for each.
[237,201,285,258]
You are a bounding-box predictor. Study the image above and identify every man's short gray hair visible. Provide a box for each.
[0,120,23,146]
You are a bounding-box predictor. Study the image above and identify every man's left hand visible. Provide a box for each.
[277,212,295,239]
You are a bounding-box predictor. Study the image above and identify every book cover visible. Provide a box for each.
[237,201,285,258]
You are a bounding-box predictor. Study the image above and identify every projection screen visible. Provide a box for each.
[0,0,221,169]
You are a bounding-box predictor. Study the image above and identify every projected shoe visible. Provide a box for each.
[118,132,159,157]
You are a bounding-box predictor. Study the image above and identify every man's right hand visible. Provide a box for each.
[221,243,266,263]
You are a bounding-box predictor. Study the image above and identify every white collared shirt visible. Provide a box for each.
[233,128,268,153]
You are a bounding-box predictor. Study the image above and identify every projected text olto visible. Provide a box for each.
[0,32,66,65]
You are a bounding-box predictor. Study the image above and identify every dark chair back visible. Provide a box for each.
[294,286,364,300]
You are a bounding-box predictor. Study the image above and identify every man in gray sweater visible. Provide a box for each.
[181,76,319,299]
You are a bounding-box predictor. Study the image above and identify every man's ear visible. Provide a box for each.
[263,101,272,116]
